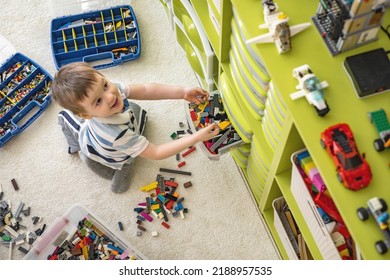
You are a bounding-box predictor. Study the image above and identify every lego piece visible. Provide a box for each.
[159,168,191,176]
[179,121,184,128]
[151,231,158,237]
[139,181,158,192]
[183,181,193,188]
[11,178,19,191]
[161,221,170,229]
[118,222,124,231]
[210,127,231,152]
[140,211,153,222]
[176,153,180,161]
[182,146,196,157]
[137,225,146,231]
[164,180,178,188]
[178,161,186,168]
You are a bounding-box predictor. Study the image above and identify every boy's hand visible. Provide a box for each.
[196,123,220,142]
[184,87,209,104]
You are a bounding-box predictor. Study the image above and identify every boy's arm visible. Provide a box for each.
[138,123,219,160]
[125,83,208,104]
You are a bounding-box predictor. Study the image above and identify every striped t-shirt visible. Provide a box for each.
[79,84,149,170]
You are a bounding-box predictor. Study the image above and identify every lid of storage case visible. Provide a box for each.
[0,34,16,65]
[48,0,130,18]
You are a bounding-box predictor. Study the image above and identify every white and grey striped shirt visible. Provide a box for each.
[79,85,148,170]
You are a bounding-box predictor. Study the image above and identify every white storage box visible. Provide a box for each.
[291,149,341,260]
[272,197,299,260]
[24,204,147,260]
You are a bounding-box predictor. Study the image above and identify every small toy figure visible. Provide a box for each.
[357,197,390,255]
[246,0,311,54]
[320,123,372,190]
[368,109,390,152]
[290,64,330,117]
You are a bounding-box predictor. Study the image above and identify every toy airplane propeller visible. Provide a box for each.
[246,0,310,54]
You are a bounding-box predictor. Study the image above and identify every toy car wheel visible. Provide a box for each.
[374,139,385,152]
[379,198,388,212]
[337,172,343,183]
[357,207,369,221]
[375,240,388,254]
[320,139,326,149]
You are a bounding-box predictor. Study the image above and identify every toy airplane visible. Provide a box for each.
[246,0,311,54]
[290,64,330,117]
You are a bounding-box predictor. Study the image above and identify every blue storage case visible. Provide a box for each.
[50,5,141,70]
[0,35,52,148]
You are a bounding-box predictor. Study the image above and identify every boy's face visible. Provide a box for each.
[78,74,124,118]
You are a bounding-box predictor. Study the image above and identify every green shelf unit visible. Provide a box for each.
[163,0,390,260]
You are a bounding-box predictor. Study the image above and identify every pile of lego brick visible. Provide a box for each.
[0,179,45,259]
[188,93,241,155]
[133,168,193,237]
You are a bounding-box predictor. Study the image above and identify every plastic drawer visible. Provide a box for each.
[50,5,141,70]
[272,197,299,260]
[185,90,244,160]
[24,204,147,260]
[172,0,217,79]
[174,18,215,92]
[291,149,341,260]
[219,72,253,143]
[0,52,52,148]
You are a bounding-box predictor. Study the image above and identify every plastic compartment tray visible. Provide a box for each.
[24,204,147,260]
[50,5,141,69]
[0,53,52,148]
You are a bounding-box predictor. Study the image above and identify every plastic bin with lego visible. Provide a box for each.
[24,204,147,260]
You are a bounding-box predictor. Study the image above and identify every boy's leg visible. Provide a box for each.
[58,110,84,154]
[111,163,133,193]
[79,152,115,180]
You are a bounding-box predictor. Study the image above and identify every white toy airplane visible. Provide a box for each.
[246,0,311,54]
[290,64,330,117]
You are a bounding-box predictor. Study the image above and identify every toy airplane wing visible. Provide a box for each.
[320,80,329,89]
[290,90,306,100]
[289,22,311,37]
[246,32,274,44]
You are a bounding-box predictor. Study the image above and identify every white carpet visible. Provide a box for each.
[0,0,279,260]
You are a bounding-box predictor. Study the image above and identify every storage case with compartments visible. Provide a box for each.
[0,34,52,148]
[50,0,141,70]
[24,204,147,260]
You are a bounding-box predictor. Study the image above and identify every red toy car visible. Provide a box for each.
[320,123,372,190]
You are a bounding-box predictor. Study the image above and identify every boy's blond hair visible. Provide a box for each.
[51,62,103,114]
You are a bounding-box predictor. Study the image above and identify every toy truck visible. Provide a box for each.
[368,109,390,152]
[357,197,390,255]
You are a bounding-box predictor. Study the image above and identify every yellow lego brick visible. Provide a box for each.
[151,204,160,210]
[139,181,158,192]
[218,120,231,130]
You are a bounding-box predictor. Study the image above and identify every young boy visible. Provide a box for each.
[51,62,219,193]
